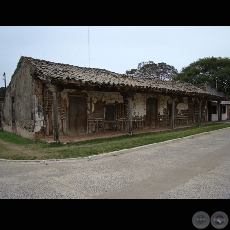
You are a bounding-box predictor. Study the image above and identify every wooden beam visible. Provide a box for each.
[120,91,135,134]
[127,95,133,134]
[48,84,62,142]
[217,100,221,122]
[198,99,202,126]
[52,90,59,142]
[171,98,175,129]
[46,113,49,136]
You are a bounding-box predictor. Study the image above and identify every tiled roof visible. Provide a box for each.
[21,56,223,98]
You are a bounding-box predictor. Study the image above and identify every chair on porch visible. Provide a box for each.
[158,114,169,127]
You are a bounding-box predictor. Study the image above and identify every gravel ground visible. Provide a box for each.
[0,127,230,199]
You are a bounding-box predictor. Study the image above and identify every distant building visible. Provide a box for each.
[211,100,230,121]
[197,83,230,121]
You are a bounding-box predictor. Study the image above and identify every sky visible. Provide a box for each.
[0,26,230,88]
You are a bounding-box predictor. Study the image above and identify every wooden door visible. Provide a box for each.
[105,104,115,121]
[207,101,212,121]
[168,103,172,118]
[69,97,87,135]
[146,98,158,128]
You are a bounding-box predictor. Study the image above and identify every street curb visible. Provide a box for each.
[1,127,230,164]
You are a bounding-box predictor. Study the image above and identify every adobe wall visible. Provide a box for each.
[2,60,44,139]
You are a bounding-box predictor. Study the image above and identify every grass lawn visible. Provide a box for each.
[0,122,230,160]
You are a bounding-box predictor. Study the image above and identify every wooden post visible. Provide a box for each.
[127,95,133,134]
[46,113,49,136]
[120,91,135,135]
[198,99,202,126]
[171,97,175,129]
[48,84,63,142]
[217,100,221,122]
[53,89,59,142]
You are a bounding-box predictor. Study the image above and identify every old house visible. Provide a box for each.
[211,100,230,121]
[1,56,226,141]
[197,83,230,121]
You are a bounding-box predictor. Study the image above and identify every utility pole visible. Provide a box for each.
[88,26,90,67]
[3,72,6,88]
[3,72,6,97]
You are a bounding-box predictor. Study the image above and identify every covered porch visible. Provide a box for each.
[42,82,223,142]
[40,121,217,144]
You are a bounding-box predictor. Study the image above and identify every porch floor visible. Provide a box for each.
[39,121,221,144]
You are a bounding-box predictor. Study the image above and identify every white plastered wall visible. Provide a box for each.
[132,93,146,117]
[87,91,123,115]
[177,97,188,113]
[158,95,171,115]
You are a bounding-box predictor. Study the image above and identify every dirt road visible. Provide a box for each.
[0,127,230,199]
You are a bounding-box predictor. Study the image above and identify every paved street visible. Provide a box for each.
[0,127,230,199]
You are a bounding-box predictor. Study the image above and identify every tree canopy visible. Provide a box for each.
[173,57,230,99]
[126,61,178,81]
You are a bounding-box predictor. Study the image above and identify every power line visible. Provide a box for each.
[88,26,90,67]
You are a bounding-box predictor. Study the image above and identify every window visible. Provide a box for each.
[211,105,217,114]
[105,104,115,121]
[221,105,226,114]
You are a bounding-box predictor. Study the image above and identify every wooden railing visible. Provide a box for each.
[175,115,188,125]
[158,114,189,126]
[87,116,145,133]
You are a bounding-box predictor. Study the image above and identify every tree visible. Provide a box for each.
[173,57,230,99]
[126,61,178,81]
[126,69,137,77]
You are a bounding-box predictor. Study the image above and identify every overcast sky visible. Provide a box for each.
[0,26,230,88]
